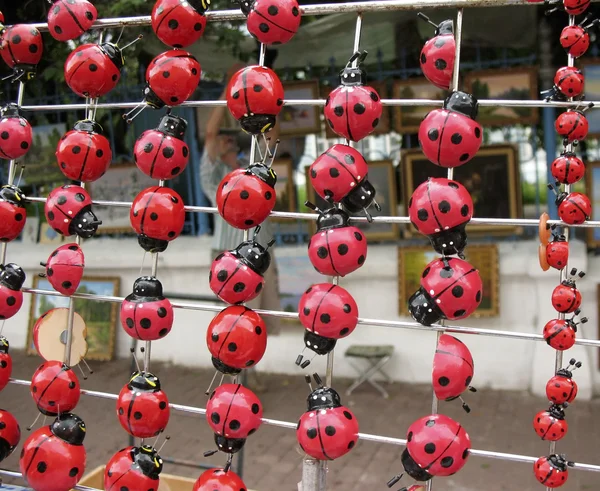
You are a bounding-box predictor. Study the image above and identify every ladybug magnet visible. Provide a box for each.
[151,0,209,48]
[194,468,248,491]
[551,267,585,314]
[548,183,591,225]
[40,243,85,296]
[240,0,301,46]
[417,13,455,90]
[0,263,25,321]
[0,24,43,82]
[533,454,573,488]
[0,103,32,160]
[0,184,27,243]
[47,0,98,42]
[555,103,594,146]
[547,0,591,16]
[0,408,20,463]
[543,309,587,351]
[30,361,81,417]
[104,445,164,491]
[542,66,585,102]
[550,151,585,185]
[545,226,569,271]
[560,16,599,59]
[0,336,12,392]
[533,403,568,442]
[546,358,581,405]
[45,185,101,239]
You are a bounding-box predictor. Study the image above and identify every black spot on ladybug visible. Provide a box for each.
[459,153,470,162]
[422,266,431,278]
[268,5,279,15]
[229,419,241,430]
[277,98,284,106]
[325,426,336,436]
[334,106,344,117]
[37,461,47,473]
[338,244,349,255]
[48,211,55,221]
[126,318,134,328]
[342,410,353,420]
[89,63,98,72]
[438,376,450,387]
[438,200,451,213]
[211,333,219,343]
[14,213,23,222]
[246,360,255,367]
[69,381,76,389]
[340,327,350,336]
[435,59,447,70]
[440,267,454,279]
[424,442,436,454]
[245,220,254,226]
[342,304,352,314]
[211,412,220,424]
[476,290,481,302]
[354,231,363,241]
[452,285,464,298]
[319,313,331,324]
[112,74,118,82]
[156,307,168,319]
[327,119,334,128]
[69,467,79,477]
[354,103,366,115]
[292,6,299,15]
[253,84,263,93]
[358,255,365,265]
[162,146,175,159]
[307,428,317,439]
[265,191,272,200]
[434,38,446,48]
[329,168,340,178]
[57,195,68,205]
[305,287,313,294]
[428,129,439,141]
[465,376,472,387]
[171,97,178,103]
[150,212,159,221]
[372,118,379,128]
[21,141,28,149]
[344,154,355,165]
[462,448,470,459]
[441,456,454,468]
[140,318,152,329]
[426,419,435,427]
[233,282,245,293]
[460,204,469,217]
[420,53,427,64]
[194,23,203,31]
[451,133,462,145]
[454,309,466,317]
[0,132,8,140]
[134,411,143,420]
[317,247,328,259]
[259,23,270,33]
[252,325,261,336]
[370,91,379,102]
[12,35,21,44]
[0,361,6,369]
[62,281,72,290]
[240,190,250,200]
[96,149,104,158]
[228,342,237,352]
[6,297,15,307]
[250,403,260,415]
[75,193,85,202]
[475,127,481,138]
[255,283,263,294]
[233,91,240,99]
[168,19,179,29]
[86,11,94,20]
[162,71,170,79]
[144,143,154,153]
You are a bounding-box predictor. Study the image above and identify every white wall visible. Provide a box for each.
[4,236,598,400]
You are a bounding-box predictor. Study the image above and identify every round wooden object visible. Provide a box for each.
[33,307,88,366]
[539,244,550,271]
[539,212,551,246]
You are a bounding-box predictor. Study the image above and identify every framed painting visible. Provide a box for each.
[280,80,322,136]
[585,161,600,248]
[270,159,297,221]
[27,276,121,361]
[580,60,600,137]
[392,78,450,134]
[305,160,399,241]
[398,244,499,318]
[401,145,523,236]
[463,67,539,126]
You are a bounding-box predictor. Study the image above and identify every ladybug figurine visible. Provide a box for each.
[0,184,27,243]
[542,66,585,102]
[194,468,247,491]
[47,0,98,42]
[30,361,81,417]
[40,243,85,296]
[560,16,599,59]
[239,0,301,46]
[296,374,359,461]
[533,454,573,488]
[124,50,201,123]
[417,13,455,90]
[543,309,587,351]
[216,141,278,230]
[120,276,174,341]
[432,334,477,413]
[306,201,368,277]
[295,283,359,369]
[309,144,380,222]
[20,413,87,491]
[555,103,594,146]
[0,263,25,320]
[0,336,12,392]
[408,177,473,258]
[226,65,284,134]
[130,186,186,253]
[418,91,483,168]
[133,113,189,180]
[0,24,43,82]
[546,358,582,405]
[104,445,164,491]
[409,257,483,326]
[151,0,209,48]
[0,104,33,160]
[0,409,20,463]
[548,183,591,225]
[551,267,585,314]
[550,151,585,185]
[324,51,382,142]
[547,0,591,16]
[387,414,471,488]
[545,226,569,271]
[45,184,101,239]
[205,383,263,455]
[533,403,568,442]
[209,227,275,305]
[206,305,267,376]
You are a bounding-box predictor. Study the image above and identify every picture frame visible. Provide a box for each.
[279,80,322,136]
[27,276,121,361]
[270,159,297,221]
[401,145,523,236]
[39,222,64,245]
[580,59,600,137]
[87,163,157,234]
[585,161,600,248]
[398,244,500,318]
[304,160,399,241]
[463,67,539,126]
[392,77,450,134]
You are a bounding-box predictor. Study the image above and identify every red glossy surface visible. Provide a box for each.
[130,186,186,242]
[146,50,201,107]
[48,0,97,42]
[206,384,263,439]
[65,44,121,98]
[30,361,81,416]
[193,468,247,491]
[432,334,474,401]
[152,0,207,48]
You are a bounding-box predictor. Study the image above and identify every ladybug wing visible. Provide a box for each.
[0,352,12,391]
[298,406,358,460]
[4,26,43,66]
[117,386,170,438]
[209,252,264,305]
[255,0,301,34]
[217,174,274,230]
[327,227,367,277]
[418,110,447,166]
[0,409,20,457]
[48,0,97,41]
[0,117,32,160]
[433,336,474,400]
[152,0,206,48]
[420,34,455,90]
[105,447,135,489]
[0,287,23,320]
[0,200,26,242]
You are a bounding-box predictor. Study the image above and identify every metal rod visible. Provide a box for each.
[0,469,99,491]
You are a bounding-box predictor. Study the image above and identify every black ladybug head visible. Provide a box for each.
[240,114,277,135]
[133,276,164,299]
[128,371,162,392]
[73,119,103,134]
[143,84,167,110]
[137,234,170,254]
[238,0,255,16]
[132,445,163,479]
[188,0,211,15]
[69,205,101,239]
[548,404,566,420]
[444,91,479,120]
[50,413,86,445]
[211,356,242,376]
[315,206,350,231]
[0,263,26,290]
[214,434,246,454]
[556,368,573,379]
[101,43,125,70]
[339,51,369,87]
[436,19,454,35]
[548,454,569,472]
[401,448,433,482]
[248,163,277,188]
[0,103,20,119]
[157,114,188,140]
[306,386,342,411]
[428,224,469,258]
[408,287,443,326]
[304,330,337,356]
[232,238,273,276]
[0,184,26,207]
[0,336,8,354]
[341,179,376,214]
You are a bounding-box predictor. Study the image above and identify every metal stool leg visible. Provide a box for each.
[346,356,391,398]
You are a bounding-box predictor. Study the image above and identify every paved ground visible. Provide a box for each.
[1,351,599,491]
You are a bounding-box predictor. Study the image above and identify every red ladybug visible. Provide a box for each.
[41,243,85,296]
[130,186,186,253]
[45,184,101,239]
[306,202,368,277]
[542,67,584,102]
[546,229,569,271]
[209,232,275,305]
[216,155,277,230]
[116,370,170,439]
[0,263,25,321]
[104,445,163,491]
[206,383,263,454]
[324,51,382,142]
[193,468,247,491]
[548,184,591,225]
[0,184,26,243]
[0,409,20,463]
[30,361,81,417]
[409,257,483,326]
[543,310,587,351]
[47,0,97,42]
[0,337,12,392]
[432,334,476,412]
[134,113,189,180]
[240,0,301,46]
[151,0,208,48]
[120,276,174,341]
[555,109,590,146]
[55,120,112,182]
[560,17,599,59]
[0,104,32,160]
[296,375,359,461]
[295,283,358,369]
[533,454,573,488]
[309,144,380,221]
[226,65,284,134]
[0,24,43,82]
[563,0,591,14]
[551,268,585,314]
[419,91,482,168]
[546,358,581,405]
[550,151,585,185]
[408,177,473,257]
[418,13,455,90]
[388,414,471,488]
[207,306,267,375]
[533,404,568,442]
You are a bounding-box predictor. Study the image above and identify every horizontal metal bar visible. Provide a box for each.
[6,378,600,472]
[21,288,600,348]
